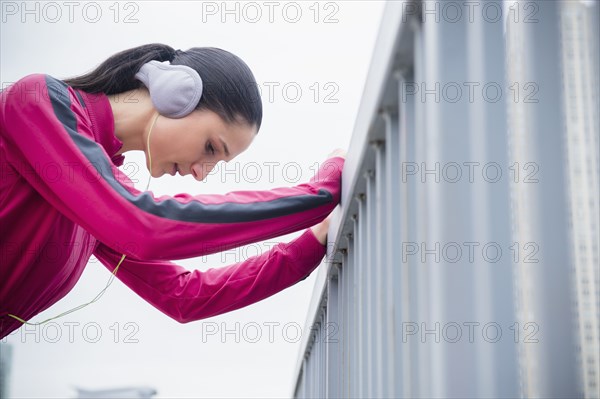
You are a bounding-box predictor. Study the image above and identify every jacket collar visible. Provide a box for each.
[77,90,125,167]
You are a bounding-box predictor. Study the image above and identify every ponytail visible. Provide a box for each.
[63,43,176,95]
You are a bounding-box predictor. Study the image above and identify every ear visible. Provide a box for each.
[135,60,203,119]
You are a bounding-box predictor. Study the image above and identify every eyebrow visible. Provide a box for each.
[220,138,230,157]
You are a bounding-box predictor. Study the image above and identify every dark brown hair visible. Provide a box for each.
[62,43,262,130]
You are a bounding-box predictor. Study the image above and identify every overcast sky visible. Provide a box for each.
[1,1,385,397]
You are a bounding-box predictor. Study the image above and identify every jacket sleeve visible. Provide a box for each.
[93,228,327,322]
[0,74,344,260]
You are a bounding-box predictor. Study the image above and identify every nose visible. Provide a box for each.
[191,162,217,181]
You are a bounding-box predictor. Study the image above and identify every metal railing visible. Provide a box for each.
[292,1,599,398]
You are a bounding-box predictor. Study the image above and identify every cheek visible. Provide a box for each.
[156,127,201,162]
[151,132,173,164]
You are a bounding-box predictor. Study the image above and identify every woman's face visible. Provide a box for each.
[146,109,257,180]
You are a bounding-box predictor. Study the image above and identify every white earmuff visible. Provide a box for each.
[134,60,203,119]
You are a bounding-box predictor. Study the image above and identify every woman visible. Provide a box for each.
[0,43,344,339]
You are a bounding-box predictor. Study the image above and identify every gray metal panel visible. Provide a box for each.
[510,1,579,397]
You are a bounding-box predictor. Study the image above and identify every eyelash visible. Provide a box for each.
[206,142,215,156]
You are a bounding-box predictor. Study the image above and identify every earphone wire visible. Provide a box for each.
[7,254,127,325]
[7,113,159,326]
[145,112,159,191]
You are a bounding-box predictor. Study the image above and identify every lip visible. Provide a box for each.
[171,163,178,176]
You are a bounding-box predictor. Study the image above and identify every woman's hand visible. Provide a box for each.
[310,213,333,245]
[310,149,346,245]
[309,148,345,245]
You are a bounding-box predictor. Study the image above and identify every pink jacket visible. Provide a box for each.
[0,74,344,338]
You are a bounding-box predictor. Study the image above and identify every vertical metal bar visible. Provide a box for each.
[319,312,330,398]
[306,353,310,398]
[396,61,418,398]
[365,169,377,398]
[313,332,318,398]
[317,322,321,397]
[383,109,402,398]
[422,11,447,396]
[301,358,307,398]
[466,1,518,397]
[316,329,320,397]
[355,195,368,398]
[310,348,314,398]
[304,353,308,398]
[314,319,319,398]
[353,209,362,399]
[421,1,480,396]
[311,327,315,398]
[319,313,323,397]
[409,10,430,399]
[337,276,343,399]
[321,312,325,397]
[400,76,416,399]
[372,141,389,397]
[356,197,365,399]
[308,344,313,398]
[344,235,353,398]
[340,256,346,398]
[307,338,311,397]
[309,352,312,398]
[339,251,347,398]
[325,308,328,398]
[314,319,317,398]
[297,363,302,399]
[352,215,360,398]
